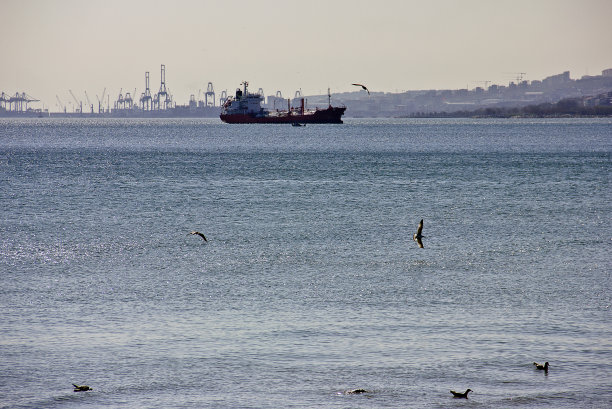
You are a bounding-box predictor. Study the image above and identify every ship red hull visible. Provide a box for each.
[220,106,346,124]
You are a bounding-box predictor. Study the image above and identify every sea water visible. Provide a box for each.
[0,118,610,408]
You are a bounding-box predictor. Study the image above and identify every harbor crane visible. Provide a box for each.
[56,95,66,113]
[219,90,228,106]
[2,92,38,112]
[123,88,136,109]
[273,90,283,110]
[68,89,82,113]
[205,82,215,107]
[96,87,106,113]
[140,72,152,111]
[84,91,94,113]
[116,88,124,110]
[0,92,10,109]
[156,64,169,110]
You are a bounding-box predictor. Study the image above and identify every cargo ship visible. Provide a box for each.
[220,82,345,124]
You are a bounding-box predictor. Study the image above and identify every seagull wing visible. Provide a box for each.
[351,83,370,94]
[416,237,424,248]
[416,219,423,236]
[189,231,208,241]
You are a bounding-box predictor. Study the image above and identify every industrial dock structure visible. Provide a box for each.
[0,64,224,118]
[2,66,612,118]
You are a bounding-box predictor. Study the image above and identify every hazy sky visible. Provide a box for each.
[2,0,611,109]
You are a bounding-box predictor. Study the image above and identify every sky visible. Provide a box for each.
[1,0,611,110]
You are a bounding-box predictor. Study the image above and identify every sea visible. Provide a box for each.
[0,118,610,408]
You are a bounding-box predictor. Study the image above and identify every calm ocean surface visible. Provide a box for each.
[1,118,610,408]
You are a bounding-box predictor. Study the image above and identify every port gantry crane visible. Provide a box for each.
[115,88,124,110]
[205,82,215,107]
[219,90,228,106]
[1,92,39,112]
[155,64,170,110]
[0,92,10,110]
[140,71,152,111]
[124,88,136,109]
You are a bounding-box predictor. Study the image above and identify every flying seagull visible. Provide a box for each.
[351,83,370,95]
[533,361,549,372]
[450,389,472,399]
[188,231,207,241]
[73,384,92,392]
[413,219,424,248]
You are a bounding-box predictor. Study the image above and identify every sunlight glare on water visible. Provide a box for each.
[1,118,611,408]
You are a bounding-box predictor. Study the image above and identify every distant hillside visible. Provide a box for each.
[327,69,612,118]
[407,92,612,118]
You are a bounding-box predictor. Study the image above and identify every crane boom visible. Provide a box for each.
[68,89,82,113]
[56,95,65,112]
[84,91,94,113]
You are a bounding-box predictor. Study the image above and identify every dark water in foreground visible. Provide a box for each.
[1,118,610,408]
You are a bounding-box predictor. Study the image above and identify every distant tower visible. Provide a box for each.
[205,82,215,107]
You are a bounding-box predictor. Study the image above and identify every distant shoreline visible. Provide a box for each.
[401,97,612,119]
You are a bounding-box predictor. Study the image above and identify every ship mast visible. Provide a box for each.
[328,87,331,107]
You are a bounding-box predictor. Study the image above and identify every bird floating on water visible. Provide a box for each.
[413,219,424,248]
[450,389,472,399]
[73,384,92,392]
[188,231,207,241]
[351,83,370,95]
[533,361,549,372]
[345,389,368,394]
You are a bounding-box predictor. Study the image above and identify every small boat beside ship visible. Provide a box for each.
[220,82,345,124]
